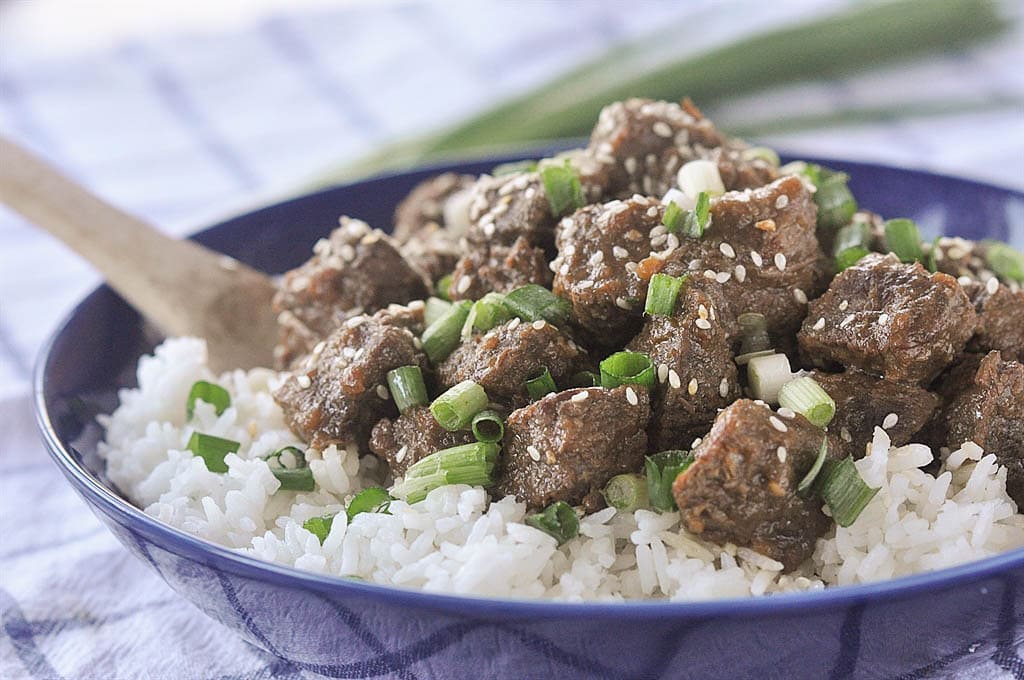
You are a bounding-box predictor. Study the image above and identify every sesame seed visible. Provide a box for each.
[691,437,703,448]
[948,246,968,260]
[877,313,889,324]
[775,194,789,209]
[615,297,632,310]
[376,384,389,399]
[527,445,542,462]
[508,317,522,330]
[658,363,669,383]
[840,427,852,443]
[750,251,763,267]
[653,121,674,138]
[793,288,807,304]
[958,275,973,286]
[532,320,546,330]
[734,264,747,282]
[882,413,899,429]
[625,387,639,405]
[777,407,796,419]
[719,242,736,258]
[698,304,709,319]
[646,206,659,218]
[777,446,788,462]
[774,253,787,271]
[590,251,605,266]
[756,219,777,232]
[769,416,788,432]
[839,300,849,311]
[613,246,629,259]
[669,369,682,389]
[695,318,712,330]
[456,276,472,294]
[296,374,312,389]
[703,269,718,280]
[986,277,999,295]
[578,280,595,289]
[840,314,855,329]
[715,271,731,284]
[687,378,698,395]
[313,340,326,355]
[719,378,730,398]
[395,445,408,463]
[624,157,638,174]
[571,391,590,403]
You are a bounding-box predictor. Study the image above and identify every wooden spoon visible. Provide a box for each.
[0,136,278,371]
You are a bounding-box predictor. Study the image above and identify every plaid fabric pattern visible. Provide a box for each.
[1,1,1022,678]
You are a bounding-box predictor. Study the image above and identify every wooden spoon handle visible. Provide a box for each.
[0,135,278,369]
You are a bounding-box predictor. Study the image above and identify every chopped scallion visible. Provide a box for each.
[814,172,857,231]
[504,284,571,327]
[645,450,694,512]
[737,312,771,356]
[682,191,711,239]
[832,220,873,257]
[187,432,239,473]
[644,273,685,316]
[599,351,655,389]
[741,146,781,167]
[430,380,489,430]
[462,292,512,339]
[835,246,871,271]
[524,501,579,545]
[422,299,471,364]
[391,441,499,504]
[984,241,1024,284]
[186,380,230,420]
[926,236,941,273]
[778,377,836,427]
[387,366,429,414]
[525,367,557,401]
[540,160,585,216]
[602,473,649,512]
[798,438,829,496]
[746,353,793,405]
[346,487,392,522]
[817,456,879,527]
[436,274,453,302]
[424,296,452,327]
[884,218,924,263]
[662,200,684,233]
[471,409,505,443]
[677,159,725,198]
[263,446,315,492]
[303,514,335,544]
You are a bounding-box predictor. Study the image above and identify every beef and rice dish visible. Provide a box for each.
[99,99,1024,600]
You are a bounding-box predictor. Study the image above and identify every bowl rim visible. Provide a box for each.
[34,150,1024,620]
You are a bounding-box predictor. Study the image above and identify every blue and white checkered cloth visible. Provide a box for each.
[1,1,1023,678]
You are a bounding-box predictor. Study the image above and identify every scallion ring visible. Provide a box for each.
[599,351,655,389]
[186,432,239,473]
[798,438,829,496]
[524,501,579,545]
[303,514,336,544]
[391,442,500,504]
[421,299,472,364]
[430,380,489,431]
[471,409,505,443]
[602,473,649,512]
[645,450,694,512]
[186,380,230,420]
[817,456,880,527]
[778,377,836,427]
[884,218,924,264]
[346,487,393,522]
[504,284,571,327]
[540,160,585,216]
[263,446,315,492]
[386,366,429,415]
[644,273,686,316]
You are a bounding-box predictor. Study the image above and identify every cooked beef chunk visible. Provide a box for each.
[273,218,429,367]
[626,281,741,449]
[448,236,551,301]
[673,399,840,570]
[464,171,556,251]
[933,236,992,281]
[392,172,476,243]
[587,98,777,199]
[274,309,426,449]
[495,386,650,510]
[963,279,1024,361]
[797,253,976,384]
[437,317,583,406]
[810,369,939,458]
[400,226,461,285]
[369,406,474,477]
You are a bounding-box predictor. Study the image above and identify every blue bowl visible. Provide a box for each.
[35,149,1024,680]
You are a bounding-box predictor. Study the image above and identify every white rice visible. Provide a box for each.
[98,338,1024,601]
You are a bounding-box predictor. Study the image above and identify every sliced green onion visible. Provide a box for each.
[884,218,924,263]
[602,473,649,512]
[391,442,500,504]
[263,446,315,492]
[540,160,585,216]
[424,296,452,327]
[186,432,239,473]
[430,380,489,430]
[817,456,879,527]
[926,236,941,273]
[778,377,836,428]
[422,299,471,364]
[525,367,557,401]
[984,241,1024,284]
[746,353,793,404]
[833,220,873,257]
[471,409,505,443]
[492,159,537,176]
[568,371,600,388]
[504,284,571,327]
[798,438,829,496]
[186,380,230,420]
[303,514,335,544]
[600,351,655,389]
[524,501,579,545]
[346,487,392,522]
[737,312,771,356]
[645,450,695,512]
[814,172,857,231]
[436,274,453,301]
[387,366,429,414]
[662,200,684,233]
[835,246,871,272]
[741,146,780,167]
[461,292,512,339]
[677,160,725,198]
[681,191,711,239]
[644,273,685,316]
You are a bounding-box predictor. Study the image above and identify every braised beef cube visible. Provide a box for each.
[495,386,650,510]
[552,196,665,345]
[810,369,939,458]
[448,236,552,301]
[369,406,474,477]
[673,400,840,570]
[392,172,476,243]
[274,309,426,449]
[400,225,460,284]
[588,98,777,199]
[273,218,429,367]
[933,236,991,281]
[963,279,1024,362]
[933,351,1024,504]
[437,317,583,406]
[465,171,556,251]
[798,253,976,384]
[626,282,741,449]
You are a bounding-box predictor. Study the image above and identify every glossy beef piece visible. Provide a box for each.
[448,236,552,301]
[587,98,777,199]
[392,172,476,243]
[400,225,461,285]
[495,386,650,510]
[810,369,939,458]
[465,171,556,251]
[437,317,583,406]
[934,351,1024,504]
[273,218,429,367]
[963,279,1024,362]
[626,282,741,449]
[274,309,427,449]
[673,400,840,570]
[798,253,976,384]
[369,406,474,477]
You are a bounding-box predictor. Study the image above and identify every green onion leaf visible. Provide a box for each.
[187,432,239,473]
[746,353,793,404]
[424,296,453,327]
[798,438,829,496]
[263,446,315,492]
[644,273,686,316]
[471,409,505,443]
[303,514,335,544]
[926,236,941,273]
[186,381,231,420]
[492,159,537,176]
[737,312,772,356]
[504,284,571,327]
[778,377,836,427]
[832,219,873,257]
[422,299,472,364]
[599,351,655,389]
[436,274,453,302]
[602,473,649,512]
[386,366,429,415]
[430,380,489,430]
[681,191,711,239]
[524,501,579,545]
[525,367,557,401]
[662,201,684,233]
[835,246,871,271]
[540,160,585,216]
[817,456,879,527]
[392,441,500,503]
[741,146,781,167]
[884,218,924,263]
[984,241,1024,284]
[645,450,694,512]
[462,292,512,339]
[346,487,392,522]
[814,172,858,231]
